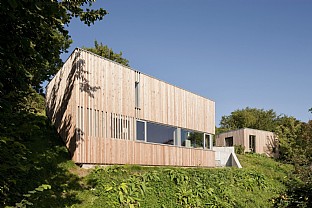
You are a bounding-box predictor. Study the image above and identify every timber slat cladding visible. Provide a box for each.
[46,48,215,167]
[216,128,277,156]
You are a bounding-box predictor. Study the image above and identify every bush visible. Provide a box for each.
[235,145,245,154]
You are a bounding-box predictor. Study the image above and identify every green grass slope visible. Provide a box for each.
[77,155,292,208]
[1,103,293,207]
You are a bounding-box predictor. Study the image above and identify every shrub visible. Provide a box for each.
[235,145,245,154]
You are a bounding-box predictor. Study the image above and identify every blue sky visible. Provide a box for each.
[62,0,312,125]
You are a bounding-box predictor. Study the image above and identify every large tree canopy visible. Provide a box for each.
[219,107,278,132]
[83,41,130,66]
[0,0,107,108]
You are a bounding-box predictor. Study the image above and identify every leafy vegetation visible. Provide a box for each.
[0,1,311,207]
[83,41,130,66]
[234,144,245,154]
[0,1,106,206]
[219,107,312,207]
[0,94,86,207]
[82,157,292,208]
[0,0,107,109]
[0,94,297,207]
[219,107,279,132]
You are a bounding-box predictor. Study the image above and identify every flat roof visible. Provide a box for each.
[217,128,274,135]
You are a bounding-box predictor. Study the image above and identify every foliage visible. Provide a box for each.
[188,132,204,148]
[82,155,293,208]
[234,145,245,154]
[0,2,106,206]
[83,41,130,66]
[0,93,84,207]
[0,93,295,207]
[0,0,107,109]
[5,184,52,208]
[219,107,278,132]
[275,116,303,162]
[275,119,312,207]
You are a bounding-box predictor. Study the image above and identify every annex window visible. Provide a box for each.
[249,135,256,152]
[225,137,233,147]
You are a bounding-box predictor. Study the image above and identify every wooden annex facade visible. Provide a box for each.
[215,128,278,157]
[46,48,215,167]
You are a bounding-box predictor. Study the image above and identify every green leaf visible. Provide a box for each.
[119,191,124,203]
[8,0,18,9]
[105,186,113,192]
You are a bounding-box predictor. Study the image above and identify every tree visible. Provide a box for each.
[275,116,303,162]
[0,1,107,205]
[219,107,278,132]
[83,41,130,66]
[275,112,312,207]
[0,0,107,110]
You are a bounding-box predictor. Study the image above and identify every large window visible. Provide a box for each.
[146,122,175,145]
[136,120,210,149]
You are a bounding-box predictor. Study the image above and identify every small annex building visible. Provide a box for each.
[215,128,278,157]
[46,48,216,167]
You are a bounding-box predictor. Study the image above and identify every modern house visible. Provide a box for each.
[46,48,216,167]
[215,128,278,157]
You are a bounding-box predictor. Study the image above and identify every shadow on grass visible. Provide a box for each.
[0,111,84,207]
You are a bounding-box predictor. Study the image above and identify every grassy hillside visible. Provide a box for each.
[74,155,293,208]
[1,104,293,207]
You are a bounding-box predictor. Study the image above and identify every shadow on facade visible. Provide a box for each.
[46,50,100,158]
[265,135,279,158]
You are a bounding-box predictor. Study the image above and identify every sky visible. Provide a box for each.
[62,0,312,126]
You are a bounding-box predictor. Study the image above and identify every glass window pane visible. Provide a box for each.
[181,129,192,147]
[205,134,210,149]
[135,82,140,108]
[146,122,175,145]
[181,129,204,148]
[136,121,145,141]
[189,132,204,148]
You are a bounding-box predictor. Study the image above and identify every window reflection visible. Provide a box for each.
[146,122,175,145]
[136,121,145,141]
[205,134,211,149]
[181,130,204,148]
[136,120,209,149]
[181,129,192,147]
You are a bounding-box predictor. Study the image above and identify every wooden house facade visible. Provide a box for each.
[46,48,216,167]
[215,128,278,157]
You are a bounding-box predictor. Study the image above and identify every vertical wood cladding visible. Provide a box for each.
[46,48,216,166]
[215,128,277,156]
